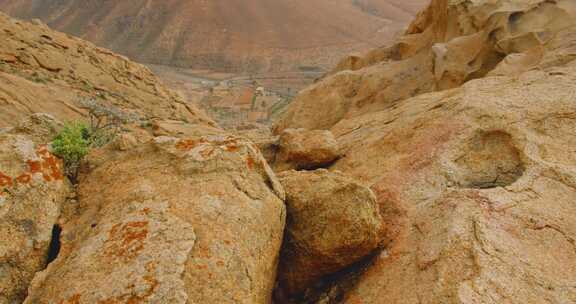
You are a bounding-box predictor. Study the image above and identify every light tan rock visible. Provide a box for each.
[275,129,340,171]
[150,119,224,138]
[0,117,69,303]
[0,12,214,129]
[24,133,286,304]
[113,132,138,151]
[276,169,383,297]
[323,62,576,303]
[270,1,576,302]
[274,0,576,132]
[235,127,279,166]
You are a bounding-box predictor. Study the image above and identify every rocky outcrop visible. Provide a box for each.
[274,0,576,132]
[274,129,340,171]
[235,127,279,166]
[276,169,382,297]
[325,55,576,304]
[272,1,576,303]
[0,12,213,128]
[23,134,286,304]
[0,115,69,303]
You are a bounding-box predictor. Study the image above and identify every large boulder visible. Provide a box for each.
[274,128,340,171]
[0,115,69,303]
[272,1,576,303]
[274,0,576,132]
[23,134,286,303]
[276,169,383,297]
[327,60,576,303]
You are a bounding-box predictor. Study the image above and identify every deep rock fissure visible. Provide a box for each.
[276,249,380,304]
[46,224,62,265]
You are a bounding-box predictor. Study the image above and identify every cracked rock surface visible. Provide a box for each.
[23,134,286,303]
[274,1,576,303]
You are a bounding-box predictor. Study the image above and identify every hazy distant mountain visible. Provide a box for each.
[0,0,427,72]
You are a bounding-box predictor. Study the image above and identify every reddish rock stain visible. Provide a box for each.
[15,174,31,184]
[175,139,198,151]
[27,160,42,173]
[59,294,81,304]
[105,221,149,262]
[246,156,256,170]
[0,172,12,187]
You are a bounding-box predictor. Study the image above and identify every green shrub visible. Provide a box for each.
[52,121,90,183]
[52,99,137,182]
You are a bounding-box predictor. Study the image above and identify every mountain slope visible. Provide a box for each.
[0,0,428,72]
[0,12,213,128]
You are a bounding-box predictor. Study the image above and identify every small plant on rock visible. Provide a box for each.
[52,121,90,183]
[52,98,137,183]
[80,98,137,147]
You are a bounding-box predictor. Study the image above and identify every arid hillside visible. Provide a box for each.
[0,0,427,72]
[4,1,576,304]
[0,11,214,128]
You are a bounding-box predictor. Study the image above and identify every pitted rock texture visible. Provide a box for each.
[276,169,383,297]
[0,12,213,128]
[325,63,576,303]
[0,117,69,304]
[274,0,576,132]
[274,129,340,172]
[24,134,286,303]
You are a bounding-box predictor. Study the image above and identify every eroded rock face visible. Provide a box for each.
[274,129,340,171]
[23,134,286,304]
[325,64,576,303]
[0,117,69,303]
[276,169,383,297]
[274,0,576,132]
[235,127,279,166]
[268,1,576,302]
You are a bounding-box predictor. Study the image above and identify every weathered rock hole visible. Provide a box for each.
[455,131,525,189]
[46,224,62,265]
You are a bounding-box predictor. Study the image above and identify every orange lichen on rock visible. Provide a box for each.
[97,263,159,304]
[37,145,64,181]
[246,156,256,170]
[27,160,42,173]
[105,221,149,261]
[59,294,81,304]
[175,139,199,151]
[15,174,32,184]
[0,171,13,187]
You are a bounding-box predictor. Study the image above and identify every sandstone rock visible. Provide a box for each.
[276,169,383,297]
[0,119,69,303]
[323,61,576,304]
[274,0,576,132]
[12,113,63,144]
[275,128,340,171]
[0,12,214,129]
[24,133,286,304]
[150,119,224,138]
[113,132,138,151]
[235,127,279,166]
[271,1,576,302]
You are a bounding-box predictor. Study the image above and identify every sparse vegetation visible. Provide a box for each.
[51,121,90,183]
[52,98,137,182]
[80,97,139,146]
